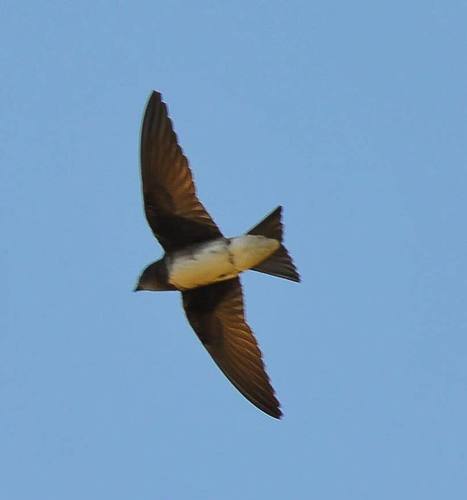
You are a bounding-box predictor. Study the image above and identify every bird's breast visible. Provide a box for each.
[167,235,279,291]
[168,239,236,290]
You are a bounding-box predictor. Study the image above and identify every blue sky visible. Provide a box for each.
[2,1,467,498]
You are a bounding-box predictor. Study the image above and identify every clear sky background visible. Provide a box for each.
[1,1,467,499]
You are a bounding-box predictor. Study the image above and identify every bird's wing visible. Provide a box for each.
[140,91,222,252]
[182,278,282,418]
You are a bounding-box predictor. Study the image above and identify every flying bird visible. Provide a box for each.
[135,91,300,418]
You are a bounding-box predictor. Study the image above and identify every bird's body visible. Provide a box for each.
[167,235,279,290]
[135,91,300,418]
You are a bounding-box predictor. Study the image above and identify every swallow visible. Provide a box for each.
[135,91,300,418]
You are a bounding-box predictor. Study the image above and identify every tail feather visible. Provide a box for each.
[248,206,300,283]
[248,206,283,240]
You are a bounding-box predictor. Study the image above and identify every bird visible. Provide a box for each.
[135,91,300,418]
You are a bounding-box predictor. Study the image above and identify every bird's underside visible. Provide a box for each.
[166,235,280,291]
[137,90,300,418]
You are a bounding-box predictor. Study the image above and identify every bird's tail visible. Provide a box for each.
[247,206,300,282]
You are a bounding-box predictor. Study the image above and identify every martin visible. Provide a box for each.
[135,91,300,418]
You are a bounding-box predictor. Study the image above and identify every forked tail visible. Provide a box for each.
[247,206,300,282]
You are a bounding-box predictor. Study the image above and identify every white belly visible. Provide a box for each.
[167,236,279,290]
[168,239,237,290]
[229,235,280,272]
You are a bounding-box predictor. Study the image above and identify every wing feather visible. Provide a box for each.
[140,91,222,251]
[182,278,282,418]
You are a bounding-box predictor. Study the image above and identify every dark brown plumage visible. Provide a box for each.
[140,91,222,252]
[182,278,282,418]
[138,91,298,418]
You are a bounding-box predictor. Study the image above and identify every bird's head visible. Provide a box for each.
[134,259,175,292]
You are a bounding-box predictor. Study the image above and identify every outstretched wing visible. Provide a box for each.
[182,278,282,418]
[140,91,222,252]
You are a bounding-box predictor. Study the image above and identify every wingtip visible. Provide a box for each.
[271,407,283,420]
[250,401,282,419]
[147,90,162,107]
[255,395,283,419]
